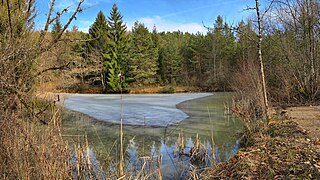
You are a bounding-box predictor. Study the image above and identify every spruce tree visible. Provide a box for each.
[88,10,108,53]
[105,4,129,76]
[88,10,109,91]
[104,3,129,92]
[105,55,127,92]
[129,22,158,86]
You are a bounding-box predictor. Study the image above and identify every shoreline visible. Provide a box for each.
[203,106,320,179]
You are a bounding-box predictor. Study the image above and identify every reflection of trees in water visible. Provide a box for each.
[67,115,237,150]
[62,93,243,177]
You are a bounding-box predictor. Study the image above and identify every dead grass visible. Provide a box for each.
[129,86,200,94]
[0,107,72,179]
[202,117,320,179]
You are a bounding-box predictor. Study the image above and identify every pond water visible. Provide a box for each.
[63,93,212,126]
[61,92,243,178]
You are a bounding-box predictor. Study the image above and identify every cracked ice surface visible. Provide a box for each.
[63,93,212,126]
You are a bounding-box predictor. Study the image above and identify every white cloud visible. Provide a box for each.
[76,20,93,33]
[55,0,98,14]
[55,0,77,12]
[127,16,207,34]
[76,16,208,34]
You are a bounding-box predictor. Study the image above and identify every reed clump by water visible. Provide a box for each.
[0,97,108,179]
[174,132,215,177]
[1,97,164,179]
[0,99,72,179]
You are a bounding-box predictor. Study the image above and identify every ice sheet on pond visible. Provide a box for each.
[63,93,213,126]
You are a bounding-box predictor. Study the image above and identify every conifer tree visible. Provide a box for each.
[129,22,158,86]
[158,32,183,84]
[104,3,129,92]
[88,10,109,91]
[88,10,108,53]
[106,56,127,92]
[105,4,129,75]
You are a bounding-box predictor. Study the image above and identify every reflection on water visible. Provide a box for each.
[62,92,242,178]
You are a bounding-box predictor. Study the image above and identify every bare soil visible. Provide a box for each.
[287,106,320,139]
[204,106,320,179]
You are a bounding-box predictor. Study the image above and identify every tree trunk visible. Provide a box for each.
[101,71,106,92]
[255,0,269,119]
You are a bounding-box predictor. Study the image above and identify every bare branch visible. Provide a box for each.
[6,0,13,40]
[233,26,259,43]
[46,0,85,49]
[243,5,256,11]
[58,36,100,43]
[39,0,55,42]
[36,62,71,76]
[262,0,275,19]
[202,21,213,31]
[48,6,70,25]
[203,21,258,44]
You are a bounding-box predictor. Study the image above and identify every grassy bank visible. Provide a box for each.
[39,80,202,94]
[202,108,320,179]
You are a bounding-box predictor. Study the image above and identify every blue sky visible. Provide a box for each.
[35,0,267,34]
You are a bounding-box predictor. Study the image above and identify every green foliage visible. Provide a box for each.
[158,31,184,84]
[88,10,108,53]
[106,4,130,75]
[106,57,127,93]
[129,22,158,86]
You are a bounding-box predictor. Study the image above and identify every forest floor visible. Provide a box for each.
[204,106,320,179]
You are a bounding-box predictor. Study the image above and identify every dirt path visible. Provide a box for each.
[287,106,320,140]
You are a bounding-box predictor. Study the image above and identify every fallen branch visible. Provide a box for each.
[37,62,71,76]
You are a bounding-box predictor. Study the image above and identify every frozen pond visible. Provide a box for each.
[63,93,212,126]
[62,92,243,178]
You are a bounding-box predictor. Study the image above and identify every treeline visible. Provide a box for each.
[49,4,238,93]
[44,1,320,104]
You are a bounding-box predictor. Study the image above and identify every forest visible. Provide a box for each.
[1,0,320,179]
[42,2,319,105]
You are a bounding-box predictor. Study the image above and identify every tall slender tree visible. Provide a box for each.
[88,10,109,90]
[105,4,129,75]
[104,4,129,92]
[255,0,269,119]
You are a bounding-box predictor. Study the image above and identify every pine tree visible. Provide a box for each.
[129,22,158,86]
